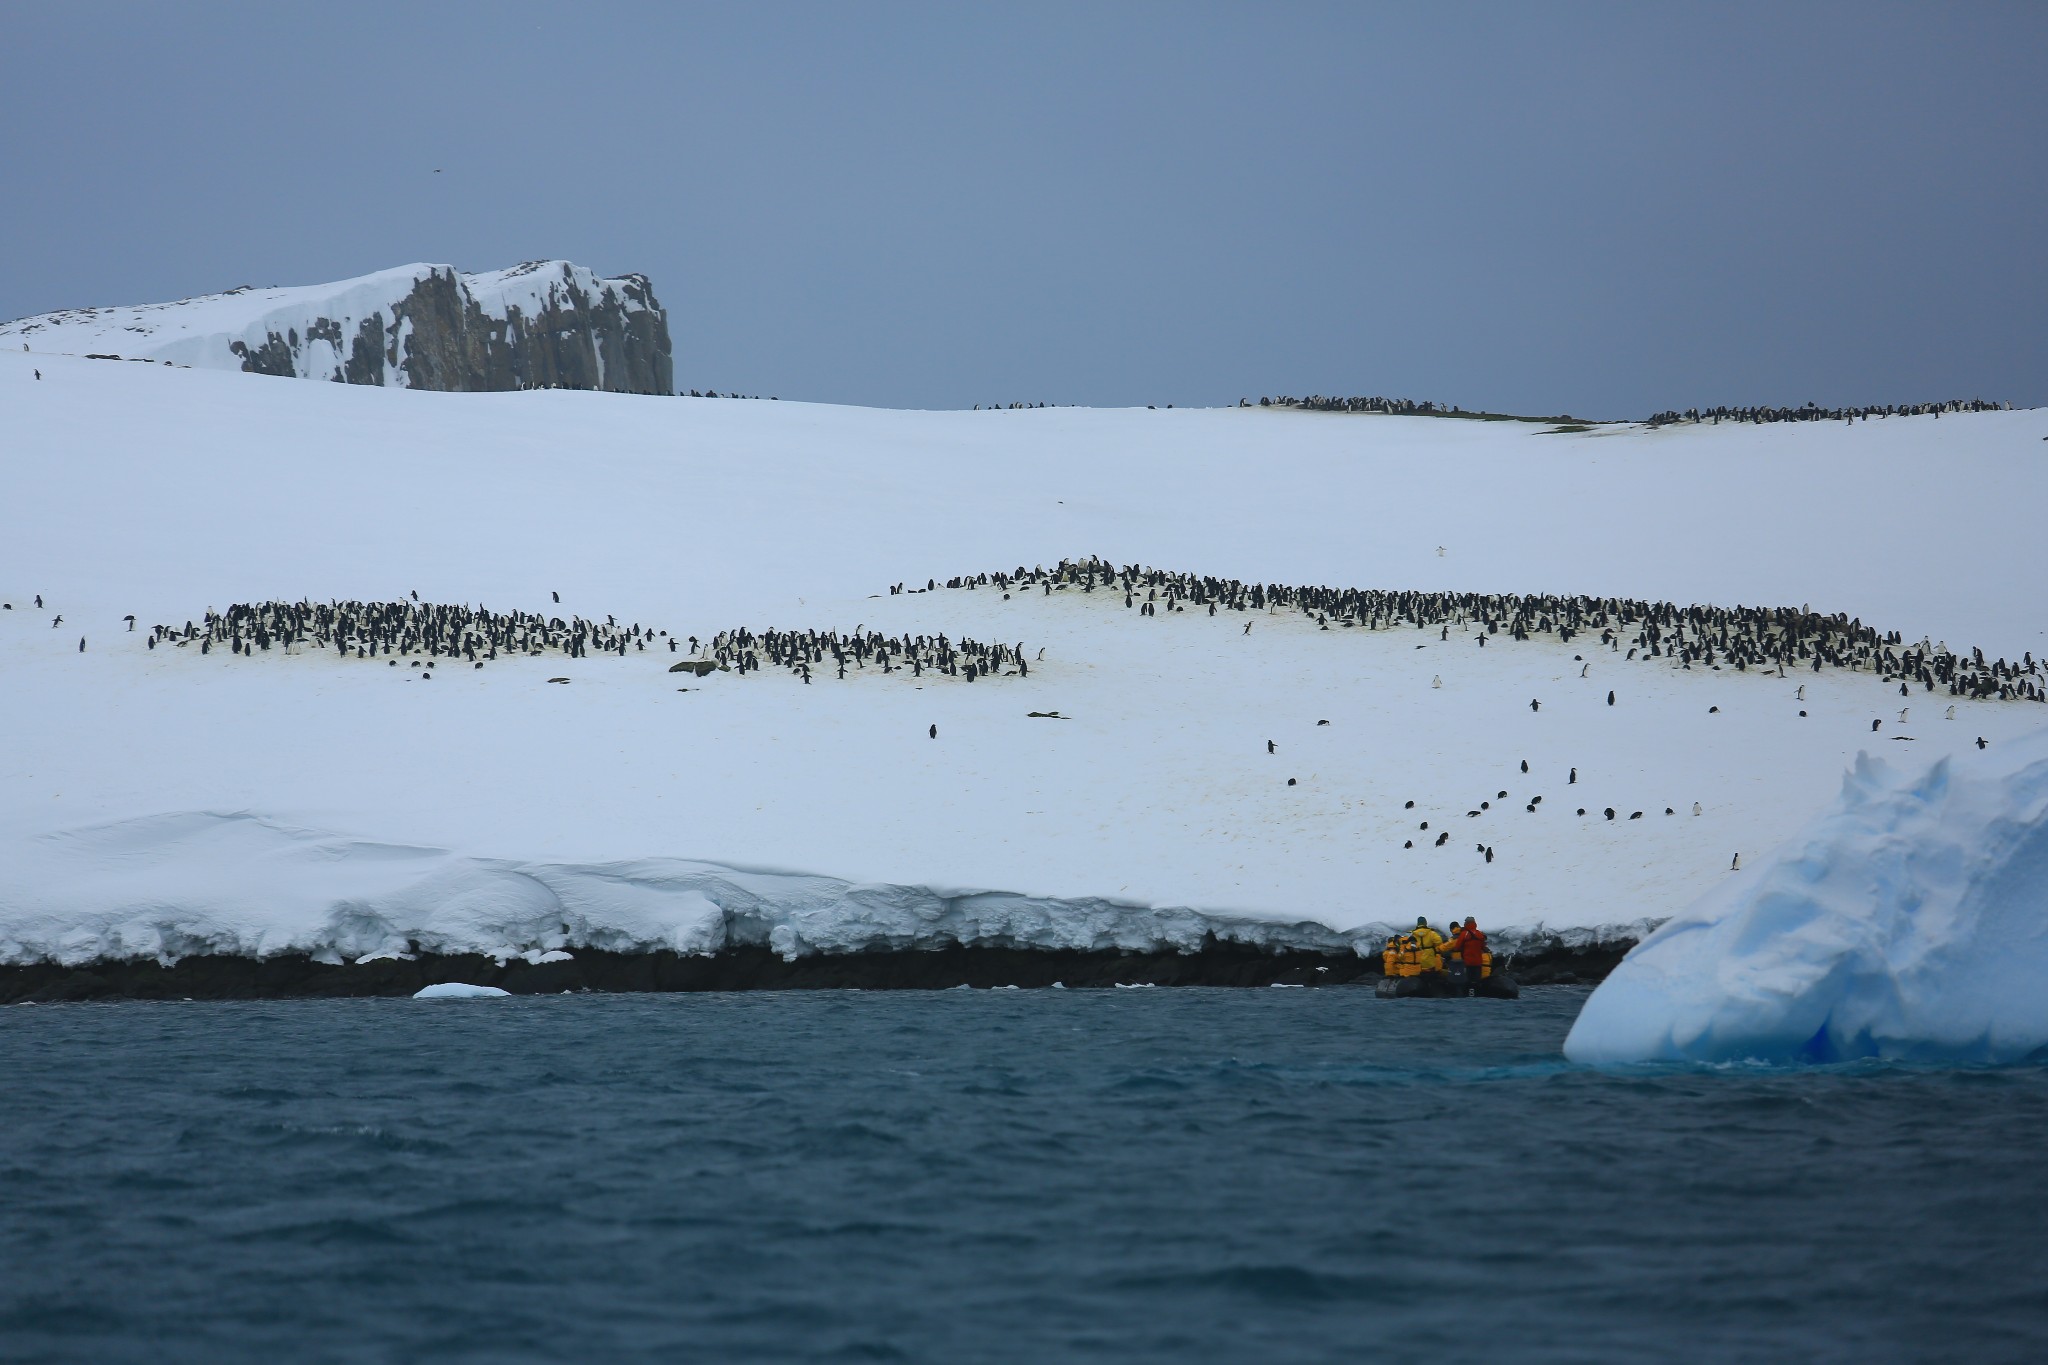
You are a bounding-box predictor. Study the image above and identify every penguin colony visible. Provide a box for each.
[928,557,2045,704]
[704,626,1030,683]
[1253,394,1465,416]
[149,599,1032,685]
[145,558,2043,705]
[1646,398,2005,427]
[1246,393,2006,426]
[150,600,670,666]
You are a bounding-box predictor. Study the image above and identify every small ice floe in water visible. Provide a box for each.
[413,982,511,999]
[1565,728,2048,1065]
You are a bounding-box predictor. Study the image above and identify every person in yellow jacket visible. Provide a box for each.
[1407,916,1445,972]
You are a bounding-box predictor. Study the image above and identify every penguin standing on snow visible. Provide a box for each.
[929,724,937,739]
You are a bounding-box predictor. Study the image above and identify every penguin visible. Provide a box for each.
[1604,808,1616,820]
[1484,847,1493,863]
[1267,740,1276,754]
[1977,736,1988,749]
[1692,801,1702,816]
[1872,719,1882,732]
[124,615,135,631]
[1520,759,1528,773]
[553,591,560,603]
[1404,800,1414,809]
[1287,778,1297,786]
[1431,675,1442,689]
[1606,690,1615,706]
[1731,853,1741,871]
[77,637,85,652]
[1898,708,1908,723]
[1404,841,1413,849]
[1569,767,1577,784]
[929,724,937,739]
[1435,832,1449,846]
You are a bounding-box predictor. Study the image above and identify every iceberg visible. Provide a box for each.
[1565,726,2048,1064]
[412,983,510,999]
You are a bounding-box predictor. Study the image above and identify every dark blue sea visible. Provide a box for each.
[4,987,2046,1363]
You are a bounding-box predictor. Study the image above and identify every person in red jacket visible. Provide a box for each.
[1448,917,1488,994]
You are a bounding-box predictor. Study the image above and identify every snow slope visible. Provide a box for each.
[0,261,659,387]
[1564,727,2048,1064]
[2,348,2045,965]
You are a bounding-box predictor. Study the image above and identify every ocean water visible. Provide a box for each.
[3,987,2045,1363]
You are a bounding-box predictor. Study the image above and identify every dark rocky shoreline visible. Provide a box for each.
[0,939,1630,1004]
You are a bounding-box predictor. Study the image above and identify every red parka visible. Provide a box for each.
[1449,923,1488,965]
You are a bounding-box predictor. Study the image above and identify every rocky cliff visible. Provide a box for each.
[1,260,674,396]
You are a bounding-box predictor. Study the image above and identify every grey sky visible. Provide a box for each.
[3,1,2041,415]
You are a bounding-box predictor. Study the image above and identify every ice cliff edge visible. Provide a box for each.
[0,260,673,395]
[1565,727,2048,1065]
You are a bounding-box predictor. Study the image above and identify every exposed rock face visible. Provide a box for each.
[1,260,674,396]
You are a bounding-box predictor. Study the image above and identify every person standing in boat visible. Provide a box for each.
[1447,917,1489,994]
[1408,916,1445,973]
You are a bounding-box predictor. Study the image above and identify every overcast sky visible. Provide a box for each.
[2,1,2041,414]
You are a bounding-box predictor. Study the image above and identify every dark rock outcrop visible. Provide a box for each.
[5,259,674,396]
[0,936,1629,1002]
[227,261,673,394]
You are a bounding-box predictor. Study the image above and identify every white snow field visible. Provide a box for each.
[2,346,2045,970]
[0,260,652,383]
[1566,727,2048,1065]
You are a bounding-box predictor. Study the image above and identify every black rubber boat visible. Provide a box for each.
[1375,970,1520,999]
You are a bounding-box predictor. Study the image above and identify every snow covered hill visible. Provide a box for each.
[2,348,2044,968]
[0,261,672,395]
